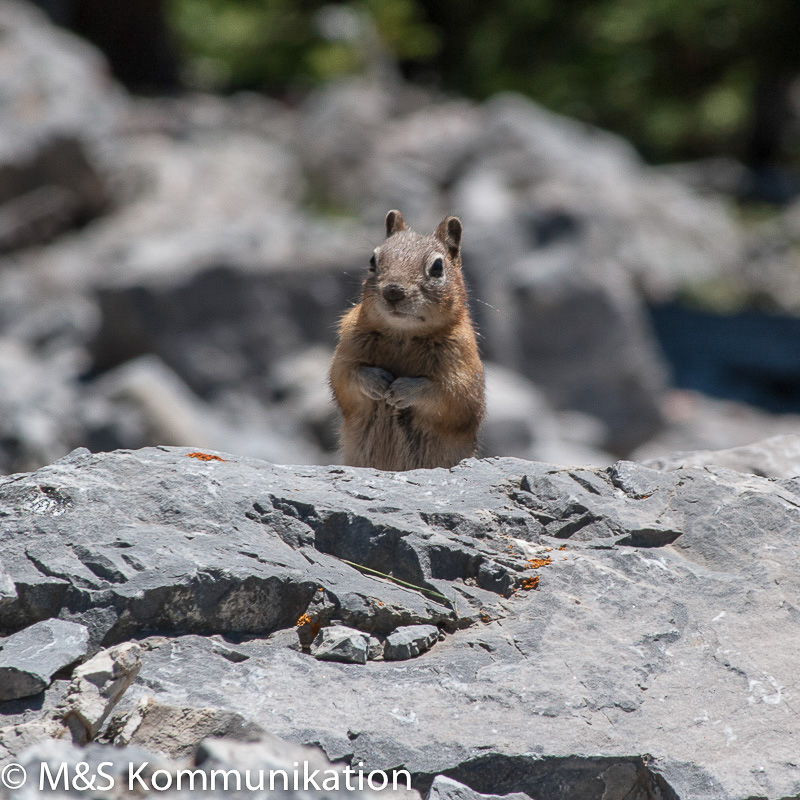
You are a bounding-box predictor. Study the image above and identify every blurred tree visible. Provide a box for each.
[35,0,800,169]
[414,0,785,163]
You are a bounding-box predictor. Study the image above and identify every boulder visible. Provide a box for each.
[0,0,118,249]
[108,700,264,759]
[80,354,325,466]
[62,642,142,742]
[311,626,370,664]
[631,390,800,467]
[643,432,800,479]
[482,362,612,466]
[494,255,668,454]
[0,337,83,474]
[2,442,800,797]
[0,619,88,700]
[384,625,439,661]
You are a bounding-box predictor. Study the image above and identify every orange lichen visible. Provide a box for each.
[544,547,553,552]
[527,557,552,569]
[296,613,321,639]
[186,452,225,462]
[558,545,567,551]
[521,575,540,590]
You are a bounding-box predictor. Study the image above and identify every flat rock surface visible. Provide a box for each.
[0,445,799,799]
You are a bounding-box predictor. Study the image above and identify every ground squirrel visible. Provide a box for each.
[329,210,485,471]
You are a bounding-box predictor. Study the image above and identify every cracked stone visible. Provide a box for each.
[311,626,370,665]
[384,625,440,661]
[0,619,89,701]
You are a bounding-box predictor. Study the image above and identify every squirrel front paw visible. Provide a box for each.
[384,377,431,409]
[357,366,395,400]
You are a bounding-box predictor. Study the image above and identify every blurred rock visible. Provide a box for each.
[482,362,611,465]
[0,1,118,249]
[298,77,397,216]
[632,390,800,465]
[87,235,358,401]
[463,94,742,299]
[84,354,223,451]
[365,100,486,226]
[500,255,668,454]
[268,345,339,453]
[81,354,326,466]
[0,337,82,473]
[642,433,800,479]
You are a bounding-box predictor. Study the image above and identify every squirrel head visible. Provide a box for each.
[361,209,467,334]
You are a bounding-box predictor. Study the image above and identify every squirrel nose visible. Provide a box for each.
[382,284,406,303]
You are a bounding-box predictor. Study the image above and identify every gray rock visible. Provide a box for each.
[0,337,83,474]
[482,362,612,465]
[643,432,800,479]
[632,390,800,466]
[4,442,800,793]
[81,354,325,466]
[32,442,793,800]
[10,728,413,799]
[87,225,359,401]
[311,626,370,664]
[498,254,668,454]
[427,776,532,800]
[384,625,439,661]
[108,699,264,759]
[0,642,140,760]
[0,447,533,643]
[367,635,384,661]
[470,93,742,297]
[0,1,116,250]
[0,619,88,701]
[11,740,173,799]
[62,642,142,742]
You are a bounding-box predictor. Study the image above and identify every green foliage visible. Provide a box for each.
[165,0,800,163]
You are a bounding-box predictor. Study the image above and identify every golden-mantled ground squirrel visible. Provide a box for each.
[330,210,485,470]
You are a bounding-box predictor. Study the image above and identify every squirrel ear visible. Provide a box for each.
[385,209,407,237]
[435,215,462,260]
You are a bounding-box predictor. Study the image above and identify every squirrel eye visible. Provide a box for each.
[429,257,444,278]
[369,254,377,271]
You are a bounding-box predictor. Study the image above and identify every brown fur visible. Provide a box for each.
[329,210,485,470]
